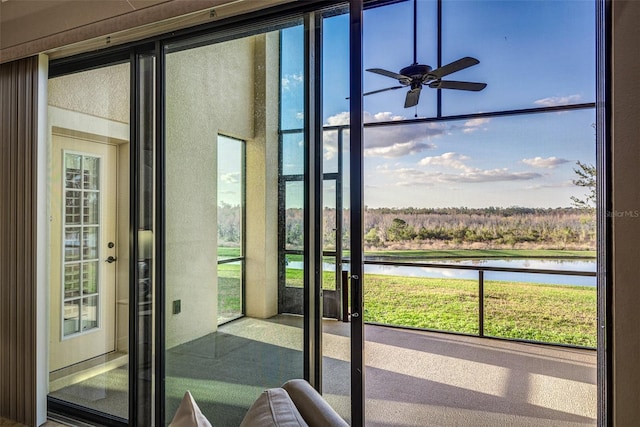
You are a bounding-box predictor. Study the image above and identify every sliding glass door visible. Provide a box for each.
[47,5,359,426]
[162,17,320,425]
[47,61,131,422]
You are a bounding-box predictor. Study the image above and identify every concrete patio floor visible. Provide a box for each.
[217,315,597,426]
[47,315,596,426]
[324,320,596,427]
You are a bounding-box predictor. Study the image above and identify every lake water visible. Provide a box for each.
[287,258,597,287]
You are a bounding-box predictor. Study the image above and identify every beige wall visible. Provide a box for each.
[48,64,130,124]
[245,32,280,319]
[164,32,280,348]
[612,1,640,424]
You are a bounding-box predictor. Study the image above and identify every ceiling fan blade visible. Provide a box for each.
[367,68,410,81]
[429,80,487,91]
[429,57,480,79]
[404,88,421,108]
[363,86,404,96]
[346,85,404,99]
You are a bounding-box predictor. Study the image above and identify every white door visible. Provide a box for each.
[49,133,118,372]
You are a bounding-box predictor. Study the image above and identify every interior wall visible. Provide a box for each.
[164,35,256,349]
[611,1,640,424]
[244,32,280,319]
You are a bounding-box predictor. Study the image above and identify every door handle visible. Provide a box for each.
[106,256,117,263]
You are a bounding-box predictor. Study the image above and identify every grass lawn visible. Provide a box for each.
[363,273,596,347]
[217,252,597,347]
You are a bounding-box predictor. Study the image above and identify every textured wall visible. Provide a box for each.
[164,35,257,349]
[48,64,130,124]
[245,32,280,319]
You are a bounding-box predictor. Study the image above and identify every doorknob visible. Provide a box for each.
[106,256,117,263]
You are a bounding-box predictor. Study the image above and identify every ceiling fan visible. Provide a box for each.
[364,0,487,109]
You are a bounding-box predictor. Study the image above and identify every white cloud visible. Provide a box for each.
[462,117,490,133]
[281,73,304,91]
[295,112,304,120]
[419,152,471,171]
[442,169,543,183]
[323,111,443,158]
[521,156,570,168]
[524,180,574,190]
[220,172,239,184]
[534,94,582,107]
[379,165,542,186]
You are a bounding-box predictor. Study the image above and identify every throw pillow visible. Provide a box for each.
[169,390,213,427]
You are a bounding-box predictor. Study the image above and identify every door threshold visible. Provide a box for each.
[49,352,128,393]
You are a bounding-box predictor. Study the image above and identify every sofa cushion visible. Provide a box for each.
[240,387,308,427]
[282,379,349,427]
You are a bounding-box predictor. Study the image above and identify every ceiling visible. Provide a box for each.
[0,0,291,63]
[0,0,172,51]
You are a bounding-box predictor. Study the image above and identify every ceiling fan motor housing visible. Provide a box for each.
[399,64,433,82]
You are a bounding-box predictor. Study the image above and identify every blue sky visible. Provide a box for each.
[281,0,596,209]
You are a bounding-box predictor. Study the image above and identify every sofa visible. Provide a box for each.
[240,379,349,427]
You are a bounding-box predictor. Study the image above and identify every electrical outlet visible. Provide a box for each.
[173,300,181,314]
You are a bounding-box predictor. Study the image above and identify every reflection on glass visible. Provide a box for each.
[83,227,98,260]
[64,228,81,261]
[65,154,81,188]
[63,300,80,335]
[82,296,99,331]
[82,262,98,294]
[84,157,100,190]
[64,264,81,298]
[65,191,81,224]
[83,193,99,224]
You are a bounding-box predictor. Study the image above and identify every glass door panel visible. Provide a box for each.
[321,7,352,424]
[164,19,306,426]
[48,63,130,421]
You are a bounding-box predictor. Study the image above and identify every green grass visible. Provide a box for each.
[363,273,596,347]
[217,263,242,320]
[217,250,597,347]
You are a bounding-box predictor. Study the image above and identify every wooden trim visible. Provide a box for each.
[0,55,38,425]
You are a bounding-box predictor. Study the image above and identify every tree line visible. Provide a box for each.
[220,203,595,251]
